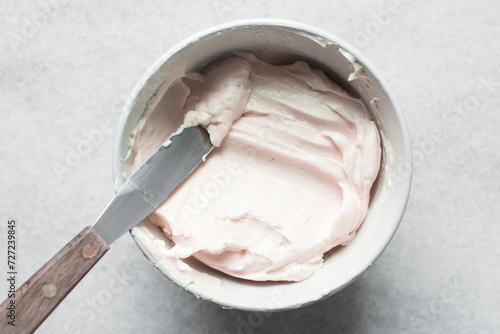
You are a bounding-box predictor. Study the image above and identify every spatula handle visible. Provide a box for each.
[0,226,109,333]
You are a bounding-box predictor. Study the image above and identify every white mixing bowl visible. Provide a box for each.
[112,19,412,311]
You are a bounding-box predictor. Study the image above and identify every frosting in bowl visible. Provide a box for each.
[126,52,381,282]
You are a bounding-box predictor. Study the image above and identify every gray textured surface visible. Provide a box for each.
[1,0,499,333]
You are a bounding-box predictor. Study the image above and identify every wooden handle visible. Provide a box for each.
[0,226,109,333]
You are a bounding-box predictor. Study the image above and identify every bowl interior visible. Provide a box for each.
[113,20,412,311]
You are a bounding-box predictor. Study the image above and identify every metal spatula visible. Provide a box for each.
[0,126,213,334]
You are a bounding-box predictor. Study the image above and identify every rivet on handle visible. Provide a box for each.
[82,243,96,259]
[42,284,57,298]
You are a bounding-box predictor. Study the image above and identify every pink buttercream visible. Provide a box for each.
[128,52,381,282]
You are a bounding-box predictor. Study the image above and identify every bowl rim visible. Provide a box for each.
[112,18,412,311]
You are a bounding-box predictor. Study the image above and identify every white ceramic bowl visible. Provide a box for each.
[113,19,412,311]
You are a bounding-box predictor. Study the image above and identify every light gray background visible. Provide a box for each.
[1,0,499,333]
